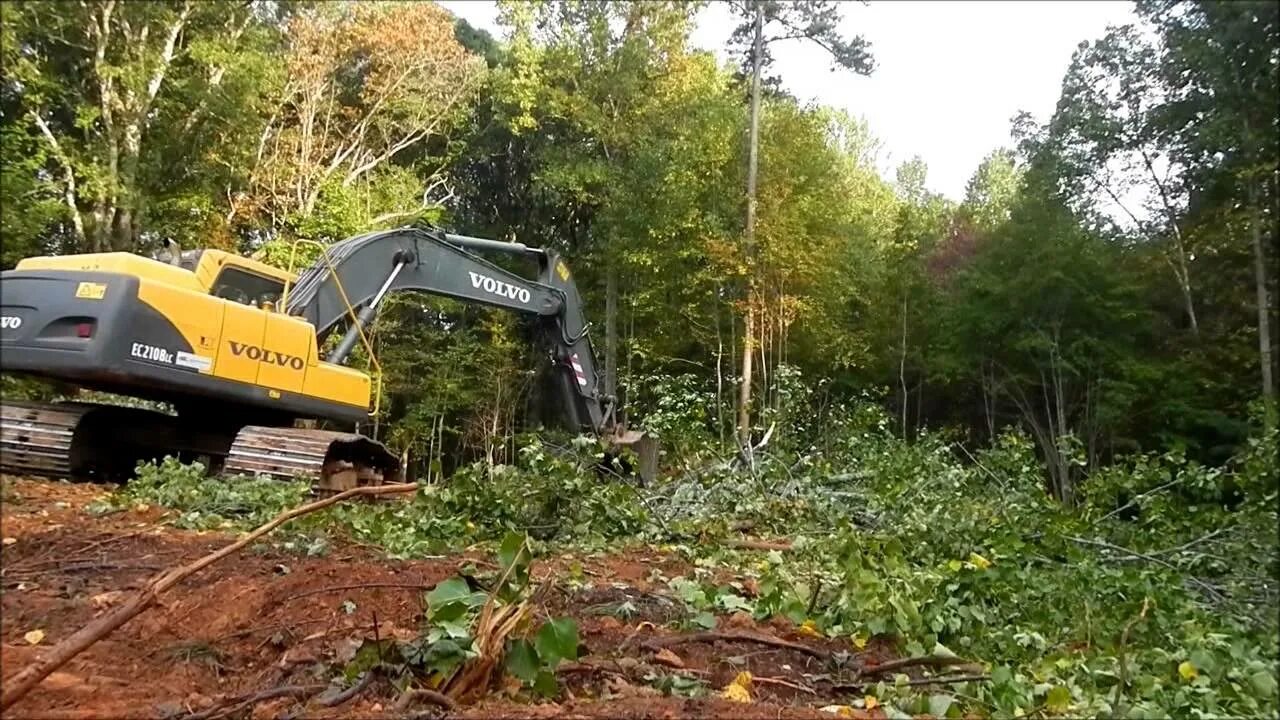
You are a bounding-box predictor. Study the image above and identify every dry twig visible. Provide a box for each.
[643,631,827,660]
[1113,597,1153,717]
[179,683,324,720]
[394,687,458,712]
[318,670,376,708]
[725,538,793,551]
[281,581,438,603]
[0,483,419,711]
[836,674,990,693]
[1066,535,1224,600]
[858,654,976,678]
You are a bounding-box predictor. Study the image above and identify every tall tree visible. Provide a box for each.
[1051,24,1200,335]
[1136,0,1278,419]
[726,0,875,455]
[4,0,276,252]
[961,148,1021,232]
[239,1,486,241]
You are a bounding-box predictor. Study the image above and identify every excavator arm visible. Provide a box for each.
[283,227,618,438]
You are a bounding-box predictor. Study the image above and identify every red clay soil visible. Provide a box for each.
[0,476,894,720]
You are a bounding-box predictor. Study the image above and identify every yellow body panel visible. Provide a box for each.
[17,249,370,414]
[257,313,314,393]
[18,253,206,293]
[304,363,373,410]
[216,301,269,384]
[136,281,221,361]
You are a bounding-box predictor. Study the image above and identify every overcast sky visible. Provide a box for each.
[438,0,1138,202]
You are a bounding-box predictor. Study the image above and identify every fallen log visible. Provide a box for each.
[0,482,419,712]
[725,538,793,551]
[642,630,827,660]
[858,654,978,678]
[836,674,990,693]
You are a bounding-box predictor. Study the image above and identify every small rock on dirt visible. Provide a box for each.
[606,676,660,699]
[43,672,88,693]
[252,697,293,720]
[652,648,685,669]
[91,590,125,610]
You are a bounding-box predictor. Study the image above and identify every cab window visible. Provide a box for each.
[212,267,285,309]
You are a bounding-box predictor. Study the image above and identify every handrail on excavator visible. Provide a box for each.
[282,238,384,418]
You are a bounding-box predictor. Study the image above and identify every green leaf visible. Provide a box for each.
[423,638,467,675]
[533,668,559,697]
[1249,671,1276,697]
[1045,685,1071,712]
[992,665,1013,685]
[928,694,954,718]
[1189,650,1217,675]
[499,531,530,573]
[691,611,717,630]
[535,617,579,665]
[425,577,482,622]
[438,618,472,640]
[426,577,471,610]
[505,639,539,682]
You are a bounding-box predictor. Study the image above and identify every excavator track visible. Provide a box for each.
[0,401,96,478]
[225,425,403,493]
[0,400,402,493]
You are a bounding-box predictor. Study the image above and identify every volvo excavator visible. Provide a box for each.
[0,226,654,491]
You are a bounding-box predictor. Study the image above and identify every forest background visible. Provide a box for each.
[0,1,1276,717]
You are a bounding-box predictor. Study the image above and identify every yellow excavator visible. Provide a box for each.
[0,227,654,490]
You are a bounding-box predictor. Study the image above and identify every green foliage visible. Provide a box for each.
[337,532,578,699]
[98,393,1277,716]
[97,457,309,531]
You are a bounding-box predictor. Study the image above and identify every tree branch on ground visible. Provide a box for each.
[0,483,419,712]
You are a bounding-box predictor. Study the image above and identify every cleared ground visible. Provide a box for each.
[1,476,896,719]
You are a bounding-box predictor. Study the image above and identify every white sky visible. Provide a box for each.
[438,0,1138,202]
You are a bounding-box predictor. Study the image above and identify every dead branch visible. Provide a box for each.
[0,483,418,712]
[394,687,457,712]
[179,683,324,720]
[725,538,793,551]
[835,673,990,693]
[643,631,827,660]
[753,675,818,694]
[859,654,977,677]
[1113,597,1153,717]
[319,670,376,708]
[213,617,328,643]
[1065,535,1225,600]
[281,581,438,603]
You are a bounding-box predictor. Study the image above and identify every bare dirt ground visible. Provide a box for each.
[1,476,894,719]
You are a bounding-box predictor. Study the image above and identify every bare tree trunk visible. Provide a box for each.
[736,3,763,450]
[1141,150,1198,336]
[758,301,768,414]
[899,293,908,438]
[716,307,725,448]
[605,253,618,398]
[982,361,996,441]
[1249,182,1274,417]
[737,301,756,450]
[30,111,86,247]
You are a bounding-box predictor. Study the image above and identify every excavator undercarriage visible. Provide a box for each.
[0,401,401,492]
